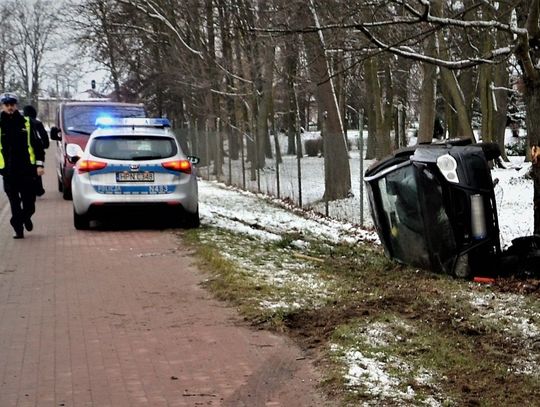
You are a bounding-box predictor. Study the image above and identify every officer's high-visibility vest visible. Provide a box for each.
[0,117,35,169]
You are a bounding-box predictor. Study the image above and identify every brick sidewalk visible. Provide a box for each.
[0,157,327,406]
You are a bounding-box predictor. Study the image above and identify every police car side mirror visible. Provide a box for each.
[50,126,61,141]
[188,155,200,165]
[66,143,84,164]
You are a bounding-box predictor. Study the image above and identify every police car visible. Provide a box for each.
[68,117,200,230]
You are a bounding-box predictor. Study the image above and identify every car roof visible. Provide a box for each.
[90,126,175,139]
[60,101,144,107]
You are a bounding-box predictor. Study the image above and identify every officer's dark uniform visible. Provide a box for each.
[23,105,49,196]
[0,107,45,238]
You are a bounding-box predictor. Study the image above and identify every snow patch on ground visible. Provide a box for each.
[469,290,540,377]
[332,344,444,406]
[359,320,412,348]
[199,180,380,245]
[197,228,334,311]
[330,318,446,406]
[469,291,540,340]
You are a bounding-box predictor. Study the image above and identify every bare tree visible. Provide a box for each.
[7,0,59,105]
[0,4,12,91]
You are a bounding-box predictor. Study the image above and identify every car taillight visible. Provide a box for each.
[162,160,191,174]
[78,160,108,173]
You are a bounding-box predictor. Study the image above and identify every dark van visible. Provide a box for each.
[50,101,146,199]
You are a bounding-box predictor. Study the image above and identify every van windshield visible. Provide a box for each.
[63,105,146,135]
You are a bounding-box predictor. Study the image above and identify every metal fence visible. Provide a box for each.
[177,123,376,229]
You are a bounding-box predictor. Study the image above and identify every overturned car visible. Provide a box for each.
[364,140,534,278]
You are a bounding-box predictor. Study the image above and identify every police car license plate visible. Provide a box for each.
[116,171,154,182]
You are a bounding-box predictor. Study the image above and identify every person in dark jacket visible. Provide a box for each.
[0,93,45,238]
[23,104,48,196]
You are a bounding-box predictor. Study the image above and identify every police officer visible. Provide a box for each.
[23,104,49,196]
[0,93,45,238]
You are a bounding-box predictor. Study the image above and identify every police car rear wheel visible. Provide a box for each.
[73,209,90,230]
[63,187,72,200]
[184,207,200,229]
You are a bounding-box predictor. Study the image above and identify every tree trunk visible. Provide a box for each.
[257,43,275,163]
[493,60,510,161]
[364,62,377,159]
[302,3,351,200]
[418,39,437,144]
[433,0,474,140]
[365,56,391,158]
[382,63,394,152]
[217,0,239,160]
[479,62,494,142]
[494,5,512,162]
[285,43,298,155]
[479,7,495,143]
[523,82,540,234]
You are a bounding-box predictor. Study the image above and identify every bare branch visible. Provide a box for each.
[357,24,513,69]
[116,0,203,58]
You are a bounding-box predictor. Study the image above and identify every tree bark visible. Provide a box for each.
[302,2,351,200]
[433,0,474,140]
[418,35,437,144]
[365,56,391,158]
[284,41,299,155]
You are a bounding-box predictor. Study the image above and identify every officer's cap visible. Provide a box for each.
[0,92,18,104]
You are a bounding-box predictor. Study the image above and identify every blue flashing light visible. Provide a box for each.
[151,118,171,127]
[95,117,171,128]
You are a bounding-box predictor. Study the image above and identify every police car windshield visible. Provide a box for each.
[64,105,146,135]
[90,136,178,161]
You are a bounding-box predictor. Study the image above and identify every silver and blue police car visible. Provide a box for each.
[68,117,200,229]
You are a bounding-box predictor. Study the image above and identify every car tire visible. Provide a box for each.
[63,186,72,200]
[73,209,90,230]
[184,207,200,229]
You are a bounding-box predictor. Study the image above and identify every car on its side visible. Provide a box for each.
[364,140,502,278]
[68,117,200,230]
[50,101,146,199]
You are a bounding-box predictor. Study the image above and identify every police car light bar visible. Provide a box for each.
[95,117,171,128]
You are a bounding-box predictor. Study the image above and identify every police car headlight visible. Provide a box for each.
[437,154,459,183]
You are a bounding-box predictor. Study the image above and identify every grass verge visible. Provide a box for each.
[181,226,540,406]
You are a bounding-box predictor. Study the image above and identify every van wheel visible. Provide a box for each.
[73,209,90,230]
[184,207,200,229]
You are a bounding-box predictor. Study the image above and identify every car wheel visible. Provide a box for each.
[63,186,72,200]
[73,209,90,230]
[184,207,200,229]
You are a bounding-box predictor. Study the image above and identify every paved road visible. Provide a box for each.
[0,156,327,406]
